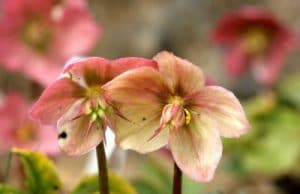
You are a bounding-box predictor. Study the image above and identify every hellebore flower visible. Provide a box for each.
[103,51,250,182]
[0,0,100,85]
[30,57,157,156]
[0,93,59,155]
[212,6,297,86]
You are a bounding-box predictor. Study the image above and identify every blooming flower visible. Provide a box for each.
[103,51,250,182]
[30,57,157,156]
[0,0,100,85]
[0,93,59,155]
[212,6,297,86]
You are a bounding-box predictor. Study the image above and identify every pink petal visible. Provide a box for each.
[57,101,104,156]
[30,78,86,124]
[103,67,168,104]
[225,43,249,77]
[213,6,281,44]
[51,3,101,58]
[103,67,169,153]
[35,125,60,155]
[63,57,110,86]
[153,51,205,96]
[186,86,250,138]
[252,29,298,86]
[108,57,158,80]
[169,115,222,182]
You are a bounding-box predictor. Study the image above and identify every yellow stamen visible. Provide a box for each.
[184,108,192,125]
[243,28,269,55]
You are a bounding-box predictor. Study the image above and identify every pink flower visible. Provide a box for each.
[0,93,59,155]
[31,57,157,156]
[0,0,101,86]
[212,6,297,86]
[103,51,250,182]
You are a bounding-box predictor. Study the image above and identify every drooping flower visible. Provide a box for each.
[212,6,297,86]
[30,57,157,156]
[103,51,250,182]
[0,93,59,155]
[0,0,100,85]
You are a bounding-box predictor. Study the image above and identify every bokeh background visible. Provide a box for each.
[1,0,300,194]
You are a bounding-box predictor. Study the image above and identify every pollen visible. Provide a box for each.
[168,96,184,106]
[85,85,102,98]
[243,27,269,55]
[184,108,192,125]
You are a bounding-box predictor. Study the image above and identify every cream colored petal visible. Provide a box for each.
[103,67,168,104]
[187,86,250,138]
[169,115,222,182]
[57,101,104,156]
[153,51,205,95]
[115,104,168,153]
[103,67,169,153]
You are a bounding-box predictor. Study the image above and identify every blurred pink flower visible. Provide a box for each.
[0,0,101,85]
[0,93,59,155]
[104,51,250,182]
[213,6,297,86]
[31,57,157,156]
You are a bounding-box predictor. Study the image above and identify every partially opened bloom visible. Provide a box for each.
[0,93,59,155]
[31,57,157,156]
[212,6,297,86]
[0,0,100,85]
[103,51,250,182]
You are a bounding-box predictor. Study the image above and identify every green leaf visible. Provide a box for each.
[0,184,25,194]
[71,172,137,194]
[278,74,300,110]
[12,148,61,194]
[241,107,300,175]
[132,179,161,194]
[243,92,277,118]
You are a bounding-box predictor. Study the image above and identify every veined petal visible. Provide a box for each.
[115,104,168,153]
[103,67,168,153]
[63,57,110,86]
[57,101,104,156]
[103,67,168,104]
[153,51,204,95]
[52,3,101,59]
[108,57,158,80]
[30,78,85,124]
[169,115,222,182]
[187,86,249,138]
[225,44,249,77]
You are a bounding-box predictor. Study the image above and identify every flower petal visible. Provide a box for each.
[225,44,249,77]
[30,78,85,124]
[57,101,104,156]
[212,6,281,44]
[187,86,250,138]
[108,57,157,80]
[103,67,169,153]
[103,67,168,104]
[169,115,222,182]
[63,57,110,86]
[153,51,204,96]
[52,3,101,59]
[252,30,297,86]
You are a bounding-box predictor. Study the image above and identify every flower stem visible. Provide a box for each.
[4,151,12,183]
[96,142,110,194]
[172,161,182,194]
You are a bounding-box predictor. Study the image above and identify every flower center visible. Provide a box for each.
[15,122,37,143]
[163,96,192,129]
[242,27,269,55]
[21,19,53,52]
[85,99,111,123]
[85,85,102,99]
[168,95,185,106]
